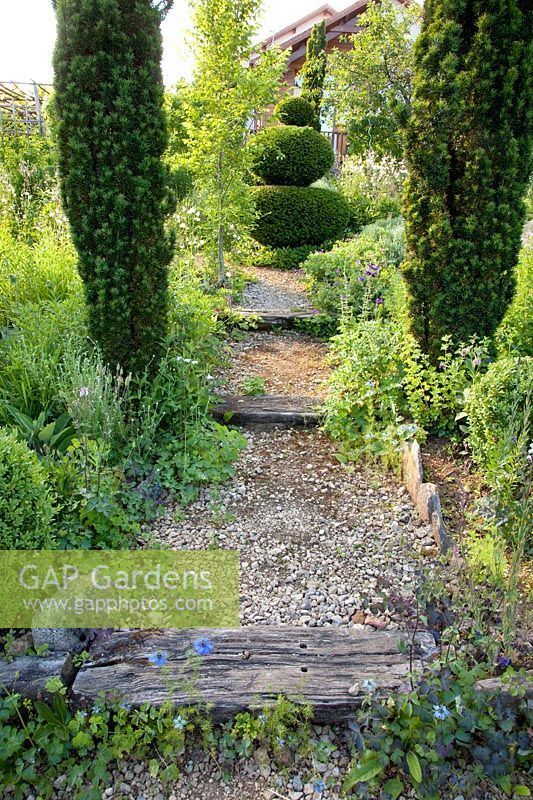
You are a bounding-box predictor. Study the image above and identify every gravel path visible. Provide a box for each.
[240,267,312,312]
[155,428,432,629]
[120,270,443,800]
[218,331,330,398]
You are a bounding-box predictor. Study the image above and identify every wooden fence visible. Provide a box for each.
[0,82,52,136]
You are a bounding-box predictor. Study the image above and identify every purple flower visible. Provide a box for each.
[193,637,213,656]
[358,274,365,283]
[497,654,511,668]
[148,650,168,668]
[365,263,381,277]
[79,386,90,398]
[311,309,319,316]
[374,297,384,305]
[472,357,481,367]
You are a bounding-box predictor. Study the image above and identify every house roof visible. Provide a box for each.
[251,0,409,67]
[257,3,338,50]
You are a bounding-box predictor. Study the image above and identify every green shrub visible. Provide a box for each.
[324,317,411,465]
[495,246,533,357]
[359,217,404,265]
[251,186,349,248]
[253,242,327,270]
[275,96,315,128]
[171,164,194,202]
[54,0,175,375]
[303,234,391,320]
[403,0,532,359]
[0,427,55,548]
[248,126,334,187]
[465,356,533,479]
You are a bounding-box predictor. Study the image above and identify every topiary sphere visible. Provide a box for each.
[0,427,55,549]
[251,186,350,248]
[248,126,334,187]
[275,95,315,128]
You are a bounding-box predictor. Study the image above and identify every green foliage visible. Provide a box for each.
[0,427,55,548]
[327,0,420,157]
[248,125,334,187]
[240,376,266,396]
[253,242,325,270]
[186,0,285,284]
[343,659,532,799]
[303,234,391,322]
[0,225,80,328]
[0,133,57,238]
[0,298,87,426]
[53,0,175,374]
[495,245,533,357]
[300,20,327,131]
[275,95,315,128]
[323,316,413,466]
[170,164,194,202]
[336,151,407,232]
[464,356,533,480]
[402,0,533,360]
[251,186,349,248]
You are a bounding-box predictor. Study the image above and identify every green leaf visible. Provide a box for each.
[513,787,531,797]
[342,753,385,792]
[383,776,404,799]
[406,751,422,783]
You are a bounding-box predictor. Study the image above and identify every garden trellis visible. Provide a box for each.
[0,81,52,136]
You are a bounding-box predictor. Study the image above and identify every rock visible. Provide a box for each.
[402,441,423,502]
[431,510,452,553]
[415,483,441,524]
[351,610,365,624]
[253,746,270,771]
[364,614,389,630]
[32,628,90,654]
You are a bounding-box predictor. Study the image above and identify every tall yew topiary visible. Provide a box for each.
[301,20,327,131]
[53,0,175,375]
[403,0,532,359]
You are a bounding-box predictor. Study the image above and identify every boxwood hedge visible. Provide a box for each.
[275,96,316,128]
[248,126,334,187]
[251,186,349,248]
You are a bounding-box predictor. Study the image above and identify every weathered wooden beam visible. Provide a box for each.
[211,395,323,429]
[236,308,315,331]
[72,627,434,721]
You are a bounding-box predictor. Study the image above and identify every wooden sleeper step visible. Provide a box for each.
[211,394,324,429]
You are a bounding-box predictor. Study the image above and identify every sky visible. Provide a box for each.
[0,0,331,87]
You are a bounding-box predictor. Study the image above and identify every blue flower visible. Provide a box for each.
[78,710,88,719]
[357,274,365,283]
[433,704,450,720]
[497,654,511,668]
[258,713,267,723]
[275,736,285,747]
[119,700,132,711]
[362,678,376,693]
[148,650,168,668]
[173,714,187,731]
[193,637,213,656]
[91,704,101,714]
[313,779,326,795]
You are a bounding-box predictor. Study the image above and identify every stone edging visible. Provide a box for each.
[402,440,452,554]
